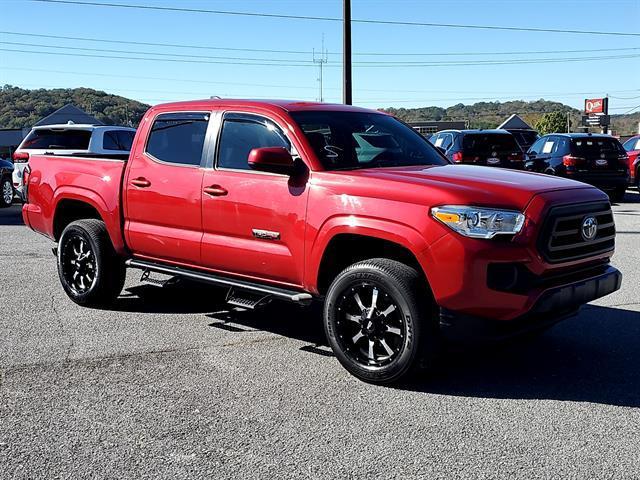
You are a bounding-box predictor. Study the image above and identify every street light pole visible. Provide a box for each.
[343,0,352,105]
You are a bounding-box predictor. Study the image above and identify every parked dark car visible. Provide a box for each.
[525,133,629,202]
[503,128,539,152]
[1,156,15,208]
[430,129,524,169]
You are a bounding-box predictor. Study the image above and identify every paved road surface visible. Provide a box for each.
[1,192,639,479]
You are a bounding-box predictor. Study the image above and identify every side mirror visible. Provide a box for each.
[436,146,447,155]
[248,147,294,174]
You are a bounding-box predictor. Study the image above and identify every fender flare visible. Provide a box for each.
[52,186,126,253]
[305,215,431,292]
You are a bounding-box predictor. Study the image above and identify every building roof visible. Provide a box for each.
[497,114,534,130]
[34,104,104,127]
[0,128,28,147]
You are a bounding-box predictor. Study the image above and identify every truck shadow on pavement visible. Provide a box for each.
[408,304,640,408]
[210,300,640,408]
[121,283,640,407]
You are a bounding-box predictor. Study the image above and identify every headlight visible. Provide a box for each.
[431,205,525,239]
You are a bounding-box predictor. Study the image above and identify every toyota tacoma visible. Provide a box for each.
[22,99,622,384]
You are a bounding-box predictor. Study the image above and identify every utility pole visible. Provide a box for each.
[566,112,570,133]
[313,36,328,102]
[343,0,352,105]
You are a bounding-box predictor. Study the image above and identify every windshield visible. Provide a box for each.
[462,133,519,153]
[290,111,448,171]
[21,129,92,150]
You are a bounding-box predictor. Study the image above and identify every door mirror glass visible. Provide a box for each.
[248,147,294,174]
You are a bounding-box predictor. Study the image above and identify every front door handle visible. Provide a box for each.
[203,185,228,196]
[131,177,151,188]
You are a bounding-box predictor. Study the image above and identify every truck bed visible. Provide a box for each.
[22,154,128,254]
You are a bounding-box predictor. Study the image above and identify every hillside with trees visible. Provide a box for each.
[0,85,150,129]
[1,86,637,136]
[383,99,639,135]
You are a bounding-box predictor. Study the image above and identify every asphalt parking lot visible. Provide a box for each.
[1,191,639,479]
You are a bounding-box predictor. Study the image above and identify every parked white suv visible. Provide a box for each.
[12,123,136,199]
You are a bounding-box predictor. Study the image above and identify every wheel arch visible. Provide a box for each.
[310,217,433,296]
[51,186,126,254]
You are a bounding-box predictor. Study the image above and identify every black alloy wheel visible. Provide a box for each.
[61,234,97,295]
[334,282,406,368]
[324,258,437,384]
[0,177,12,208]
[57,219,126,306]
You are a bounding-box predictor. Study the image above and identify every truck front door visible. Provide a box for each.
[200,112,309,287]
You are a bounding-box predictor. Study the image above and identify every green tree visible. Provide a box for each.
[534,111,568,135]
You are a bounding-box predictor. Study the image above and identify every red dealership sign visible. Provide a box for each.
[585,98,608,115]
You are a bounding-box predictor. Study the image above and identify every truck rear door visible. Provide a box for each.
[124,111,210,264]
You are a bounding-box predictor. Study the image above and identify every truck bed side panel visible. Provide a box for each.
[24,154,127,254]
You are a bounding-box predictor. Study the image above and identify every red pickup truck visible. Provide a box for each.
[22,99,621,384]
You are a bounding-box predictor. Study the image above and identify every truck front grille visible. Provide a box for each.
[538,201,615,263]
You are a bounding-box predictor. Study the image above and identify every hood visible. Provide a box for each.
[332,164,593,211]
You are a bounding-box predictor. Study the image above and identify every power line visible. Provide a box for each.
[0,47,315,67]
[3,44,639,68]
[0,41,313,63]
[29,0,640,37]
[621,104,640,114]
[2,31,639,58]
[4,66,638,98]
[0,30,311,55]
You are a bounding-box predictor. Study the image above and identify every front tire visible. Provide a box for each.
[0,176,13,208]
[323,258,437,384]
[57,219,126,306]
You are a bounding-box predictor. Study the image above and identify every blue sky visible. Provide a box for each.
[1,0,639,112]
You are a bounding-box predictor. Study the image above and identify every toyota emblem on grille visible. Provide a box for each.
[581,216,598,241]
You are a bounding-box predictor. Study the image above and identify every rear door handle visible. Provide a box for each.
[203,185,228,196]
[131,177,151,188]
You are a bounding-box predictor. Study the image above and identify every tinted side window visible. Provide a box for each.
[146,112,209,166]
[117,131,135,151]
[103,131,120,150]
[217,114,289,171]
[623,138,640,152]
[528,137,546,155]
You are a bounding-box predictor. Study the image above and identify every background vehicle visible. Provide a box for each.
[525,133,629,202]
[12,124,136,199]
[430,129,524,169]
[22,99,621,384]
[0,156,14,208]
[504,128,539,152]
[622,135,640,188]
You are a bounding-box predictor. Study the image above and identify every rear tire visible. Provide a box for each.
[0,176,13,208]
[323,258,438,385]
[57,219,126,306]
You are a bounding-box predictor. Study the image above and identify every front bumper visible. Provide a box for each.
[439,265,621,342]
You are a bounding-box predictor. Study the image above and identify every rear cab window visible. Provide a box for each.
[145,112,209,166]
[21,129,91,150]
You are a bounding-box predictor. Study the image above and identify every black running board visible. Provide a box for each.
[125,258,313,304]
